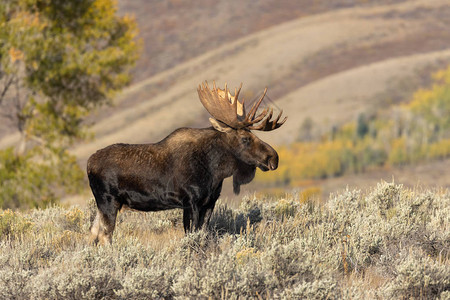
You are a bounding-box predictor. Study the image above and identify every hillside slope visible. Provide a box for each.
[118,0,411,82]
[64,0,450,163]
[268,49,450,145]
[2,1,449,159]
[1,0,450,203]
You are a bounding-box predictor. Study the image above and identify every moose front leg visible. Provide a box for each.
[191,205,201,231]
[183,205,200,232]
[198,182,221,230]
[198,201,217,230]
[183,208,191,233]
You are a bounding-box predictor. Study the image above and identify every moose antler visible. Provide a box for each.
[197,81,287,131]
[197,81,245,128]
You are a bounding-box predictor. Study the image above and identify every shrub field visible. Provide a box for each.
[0,182,448,299]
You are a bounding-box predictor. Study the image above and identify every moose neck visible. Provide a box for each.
[204,129,240,180]
[204,128,256,190]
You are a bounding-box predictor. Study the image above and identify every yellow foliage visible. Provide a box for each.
[388,138,408,165]
[0,209,33,239]
[11,10,44,28]
[8,47,24,63]
[257,140,355,185]
[432,64,450,84]
[235,247,259,265]
[299,186,322,204]
[408,88,434,112]
[427,139,450,159]
[255,188,287,200]
[51,230,81,250]
[274,199,297,219]
[64,207,84,230]
[289,140,351,180]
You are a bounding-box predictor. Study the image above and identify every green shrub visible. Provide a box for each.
[0,147,84,210]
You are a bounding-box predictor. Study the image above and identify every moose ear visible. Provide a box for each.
[209,118,233,133]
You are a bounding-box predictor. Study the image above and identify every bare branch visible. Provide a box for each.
[0,74,15,105]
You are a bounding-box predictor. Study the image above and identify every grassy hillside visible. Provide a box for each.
[2,1,450,157]
[117,0,411,83]
[1,182,448,299]
[60,0,450,165]
[1,1,450,207]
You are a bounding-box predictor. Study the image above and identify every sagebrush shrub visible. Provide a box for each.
[0,181,448,299]
[383,251,450,299]
[0,209,33,240]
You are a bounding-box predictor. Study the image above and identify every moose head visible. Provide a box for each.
[198,81,286,173]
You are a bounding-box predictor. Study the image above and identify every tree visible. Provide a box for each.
[356,113,369,139]
[0,0,140,209]
[297,117,314,142]
[409,65,450,139]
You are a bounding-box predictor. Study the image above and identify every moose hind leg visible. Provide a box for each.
[91,198,120,245]
[89,211,101,245]
[98,211,117,245]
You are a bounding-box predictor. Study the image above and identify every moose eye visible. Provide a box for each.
[241,137,251,145]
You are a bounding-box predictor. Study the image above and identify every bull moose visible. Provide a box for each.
[87,81,286,244]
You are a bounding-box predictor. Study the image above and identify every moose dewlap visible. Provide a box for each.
[87,81,287,244]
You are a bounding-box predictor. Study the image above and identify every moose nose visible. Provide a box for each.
[268,154,279,170]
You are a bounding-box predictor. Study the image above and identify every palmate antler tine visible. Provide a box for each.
[198,81,286,131]
[246,87,267,122]
[224,83,229,102]
[235,83,243,103]
[258,108,274,129]
[267,110,287,130]
[273,115,288,129]
[235,83,245,118]
[272,109,285,129]
[198,80,242,128]
[247,109,287,131]
[250,107,269,124]
[247,108,272,131]
[226,83,239,116]
[266,108,274,123]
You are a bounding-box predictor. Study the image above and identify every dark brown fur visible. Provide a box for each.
[87,125,278,244]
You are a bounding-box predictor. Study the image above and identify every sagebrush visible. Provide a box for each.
[0,182,448,299]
